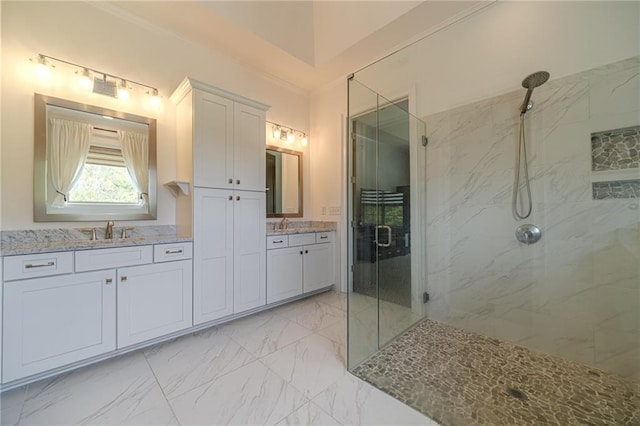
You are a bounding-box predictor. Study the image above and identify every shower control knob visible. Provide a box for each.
[516,224,541,245]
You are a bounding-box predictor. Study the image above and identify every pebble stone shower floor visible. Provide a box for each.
[353,318,640,426]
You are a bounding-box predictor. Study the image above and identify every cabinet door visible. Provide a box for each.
[233,103,266,191]
[303,242,335,293]
[194,188,234,324]
[233,191,266,313]
[117,260,193,348]
[3,270,116,382]
[267,247,303,304]
[193,90,234,189]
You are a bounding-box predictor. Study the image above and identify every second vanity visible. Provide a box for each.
[0,224,336,389]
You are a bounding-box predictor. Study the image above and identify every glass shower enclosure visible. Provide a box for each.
[347,78,428,369]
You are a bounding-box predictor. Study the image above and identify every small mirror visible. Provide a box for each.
[266,145,302,217]
[34,94,157,221]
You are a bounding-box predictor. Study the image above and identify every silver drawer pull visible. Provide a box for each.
[320,236,328,239]
[273,240,283,244]
[228,178,233,184]
[121,276,128,282]
[25,261,55,269]
[236,179,240,184]
[165,249,183,255]
[106,278,113,285]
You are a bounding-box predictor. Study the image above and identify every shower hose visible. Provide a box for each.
[512,113,532,220]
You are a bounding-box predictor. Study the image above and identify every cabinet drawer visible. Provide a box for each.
[154,242,193,263]
[288,233,315,247]
[267,235,289,250]
[316,232,334,244]
[75,246,153,272]
[3,252,74,281]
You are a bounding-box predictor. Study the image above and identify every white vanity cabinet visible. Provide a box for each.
[117,260,192,348]
[2,242,193,384]
[2,269,116,382]
[266,232,335,304]
[193,187,266,324]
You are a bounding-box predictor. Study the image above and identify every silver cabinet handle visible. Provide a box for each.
[25,261,55,269]
[228,195,233,201]
[300,251,303,255]
[236,196,240,201]
[106,278,113,285]
[320,236,328,239]
[273,240,283,244]
[165,249,183,255]
[228,178,233,184]
[236,179,240,184]
[120,276,128,282]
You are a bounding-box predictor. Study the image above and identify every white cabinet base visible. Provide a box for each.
[2,270,116,383]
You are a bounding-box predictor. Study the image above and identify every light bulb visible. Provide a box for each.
[117,79,129,101]
[287,130,295,144]
[78,68,93,91]
[301,134,308,146]
[35,55,51,80]
[273,126,281,139]
[150,89,161,108]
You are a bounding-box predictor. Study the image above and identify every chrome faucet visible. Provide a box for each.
[105,221,115,240]
[278,217,288,230]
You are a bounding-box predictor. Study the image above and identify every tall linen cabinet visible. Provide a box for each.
[172,78,269,325]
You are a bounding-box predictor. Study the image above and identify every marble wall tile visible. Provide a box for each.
[590,66,640,119]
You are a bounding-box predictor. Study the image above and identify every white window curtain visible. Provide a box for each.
[48,118,92,208]
[119,130,149,204]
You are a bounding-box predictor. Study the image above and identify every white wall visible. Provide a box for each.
[353,1,640,117]
[1,1,309,231]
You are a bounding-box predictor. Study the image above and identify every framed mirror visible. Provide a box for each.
[34,94,157,221]
[266,145,302,217]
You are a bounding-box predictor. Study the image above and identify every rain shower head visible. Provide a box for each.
[519,71,550,114]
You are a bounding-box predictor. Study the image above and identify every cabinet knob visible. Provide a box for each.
[236,196,240,201]
[120,276,128,282]
[228,178,233,184]
[300,251,303,255]
[228,195,233,201]
[105,278,113,285]
[305,250,308,254]
[236,179,240,185]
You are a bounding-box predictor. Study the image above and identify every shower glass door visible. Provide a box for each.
[347,78,426,369]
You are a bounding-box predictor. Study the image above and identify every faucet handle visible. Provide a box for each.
[121,227,134,239]
[81,228,97,241]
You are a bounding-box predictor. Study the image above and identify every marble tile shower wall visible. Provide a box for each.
[423,56,640,380]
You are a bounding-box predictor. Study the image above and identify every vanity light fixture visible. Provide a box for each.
[32,54,53,80]
[30,54,161,107]
[117,79,130,101]
[267,120,309,146]
[78,68,93,91]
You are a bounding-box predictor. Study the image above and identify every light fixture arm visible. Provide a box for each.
[34,53,159,94]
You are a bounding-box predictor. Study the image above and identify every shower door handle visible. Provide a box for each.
[376,225,392,248]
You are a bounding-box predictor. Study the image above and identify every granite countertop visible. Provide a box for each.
[266,221,337,236]
[0,226,192,257]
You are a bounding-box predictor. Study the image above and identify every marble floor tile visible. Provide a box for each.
[124,401,178,425]
[313,290,348,311]
[276,401,343,426]
[348,292,378,314]
[19,353,167,425]
[275,298,346,332]
[262,334,346,398]
[313,373,435,426]
[219,310,313,358]
[143,326,256,399]
[169,360,308,426]
[317,319,346,347]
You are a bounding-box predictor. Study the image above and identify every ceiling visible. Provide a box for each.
[108,1,485,92]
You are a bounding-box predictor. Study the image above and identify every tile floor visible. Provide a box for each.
[0,291,437,426]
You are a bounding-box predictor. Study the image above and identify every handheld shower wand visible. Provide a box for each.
[513,71,550,220]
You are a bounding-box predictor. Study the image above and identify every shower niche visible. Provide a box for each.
[591,125,640,199]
